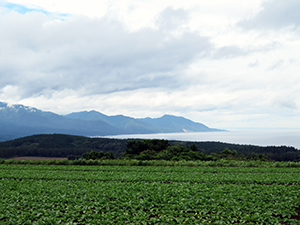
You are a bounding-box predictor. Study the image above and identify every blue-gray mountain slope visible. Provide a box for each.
[0,101,223,141]
[65,111,222,134]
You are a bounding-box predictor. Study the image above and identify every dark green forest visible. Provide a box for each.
[0,134,127,159]
[0,134,299,162]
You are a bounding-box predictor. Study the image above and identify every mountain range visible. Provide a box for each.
[0,101,223,141]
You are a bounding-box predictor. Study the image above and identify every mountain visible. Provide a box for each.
[0,101,223,141]
[0,102,121,141]
[65,111,222,134]
[138,115,215,133]
[65,111,163,134]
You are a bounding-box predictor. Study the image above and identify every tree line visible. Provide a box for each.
[0,134,299,162]
[119,139,269,161]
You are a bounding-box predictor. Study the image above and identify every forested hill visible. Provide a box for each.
[0,134,128,159]
[0,134,299,161]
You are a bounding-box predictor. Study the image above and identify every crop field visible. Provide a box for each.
[1,164,300,224]
[7,157,68,161]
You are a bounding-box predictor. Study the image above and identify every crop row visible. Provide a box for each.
[2,158,300,168]
[0,166,300,184]
[1,164,300,224]
[1,179,300,224]
[1,164,300,173]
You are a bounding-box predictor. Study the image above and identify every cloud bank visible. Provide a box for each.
[1,0,300,129]
[239,0,300,30]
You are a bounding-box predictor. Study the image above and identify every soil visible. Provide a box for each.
[278,207,300,224]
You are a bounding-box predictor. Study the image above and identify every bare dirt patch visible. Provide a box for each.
[8,156,68,161]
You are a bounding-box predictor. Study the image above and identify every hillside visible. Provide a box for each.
[0,101,223,141]
[65,111,221,133]
[0,134,299,161]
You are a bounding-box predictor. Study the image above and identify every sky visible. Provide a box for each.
[0,0,300,129]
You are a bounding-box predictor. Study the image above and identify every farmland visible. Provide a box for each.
[1,164,300,224]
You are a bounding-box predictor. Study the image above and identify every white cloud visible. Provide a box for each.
[239,0,300,30]
[1,0,300,129]
[0,7,214,97]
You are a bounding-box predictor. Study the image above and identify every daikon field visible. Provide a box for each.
[1,164,300,224]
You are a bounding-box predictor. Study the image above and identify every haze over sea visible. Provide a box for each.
[101,129,300,150]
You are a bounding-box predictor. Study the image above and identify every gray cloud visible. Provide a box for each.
[267,59,285,71]
[155,6,189,31]
[272,97,297,110]
[239,0,300,30]
[248,60,259,68]
[2,5,280,102]
[213,46,248,59]
[212,42,279,60]
[1,1,300,129]
[0,7,213,98]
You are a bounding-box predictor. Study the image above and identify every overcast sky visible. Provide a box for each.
[0,0,300,129]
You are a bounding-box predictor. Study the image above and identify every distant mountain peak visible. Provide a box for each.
[0,101,38,113]
[0,101,224,141]
[160,114,186,119]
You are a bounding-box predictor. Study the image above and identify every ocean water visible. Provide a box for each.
[101,129,300,149]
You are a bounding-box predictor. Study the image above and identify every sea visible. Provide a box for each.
[99,129,300,150]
